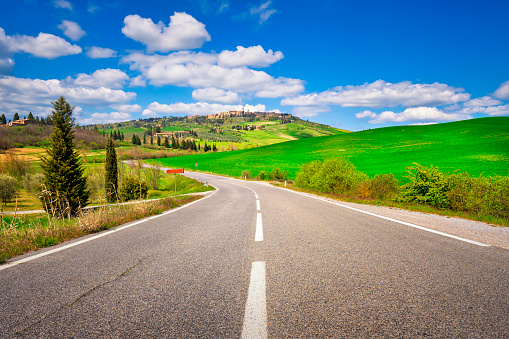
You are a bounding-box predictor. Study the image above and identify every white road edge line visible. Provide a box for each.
[277,187,490,247]
[256,200,260,211]
[241,261,267,339]
[0,187,219,272]
[255,213,263,242]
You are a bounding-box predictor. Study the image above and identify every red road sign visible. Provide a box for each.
[166,168,184,174]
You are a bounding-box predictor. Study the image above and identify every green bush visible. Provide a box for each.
[295,161,321,188]
[0,174,17,205]
[270,167,288,181]
[259,171,268,180]
[397,163,450,208]
[369,173,400,200]
[119,176,148,201]
[447,172,509,218]
[241,170,251,179]
[23,173,45,195]
[309,158,368,195]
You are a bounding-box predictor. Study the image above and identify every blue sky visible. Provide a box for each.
[1,0,508,131]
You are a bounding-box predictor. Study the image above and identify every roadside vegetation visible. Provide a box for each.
[0,195,201,264]
[292,158,509,226]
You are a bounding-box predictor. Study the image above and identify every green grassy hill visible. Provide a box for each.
[152,117,509,181]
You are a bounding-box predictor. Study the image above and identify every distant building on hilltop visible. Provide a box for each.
[8,119,33,127]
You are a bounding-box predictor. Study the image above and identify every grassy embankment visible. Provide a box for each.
[150,117,509,182]
[0,195,202,264]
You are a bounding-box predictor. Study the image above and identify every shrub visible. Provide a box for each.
[0,150,31,179]
[23,173,45,195]
[241,170,251,179]
[309,158,368,195]
[295,160,322,188]
[270,167,288,181]
[0,174,17,204]
[447,172,509,218]
[119,176,148,201]
[369,173,400,200]
[397,163,450,208]
[259,171,268,180]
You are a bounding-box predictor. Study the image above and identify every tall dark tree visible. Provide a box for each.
[164,136,170,148]
[0,114,6,125]
[104,137,118,203]
[40,96,90,217]
[157,135,161,146]
[28,111,35,120]
[13,112,19,121]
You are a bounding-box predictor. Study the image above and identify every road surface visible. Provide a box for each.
[1,172,508,337]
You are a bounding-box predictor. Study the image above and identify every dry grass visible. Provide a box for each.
[0,195,201,264]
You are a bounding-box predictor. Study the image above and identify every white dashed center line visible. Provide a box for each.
[255,213,263,242]
[241,261,267,339]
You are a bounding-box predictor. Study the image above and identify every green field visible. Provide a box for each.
[238,122,346,146]
[151,117,509,181]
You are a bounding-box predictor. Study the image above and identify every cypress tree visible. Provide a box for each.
[0,114,6,125]
[150,135,153,145]
[105,137,118,203]
[13,112,19,121]
[164,137,169,148]
[40,96,89,217]
[157,135,161,146]
[143,134,146,144]
[28,111,34,120]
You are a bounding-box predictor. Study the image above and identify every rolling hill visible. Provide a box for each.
[151,117,509,181]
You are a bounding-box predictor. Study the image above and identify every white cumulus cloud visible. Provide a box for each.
[463,96,502,107]
[494,81,509,100]
[218,45,283,68]
[121,51,304,98]
[129,75,147,87]
[292,106,331,118]
[0,28,81,59]
[143,101,266,116]
[192,88,241,104]
[0,76,136,117]
[122,12,211,52]
[110,104,142,113]
[282,80,470,108]
[357,107,471,124]
[58,20,85,41]
[457,104,509,116]
[81,112,133,124]
[65,69,129,89]
[86,46,117,59]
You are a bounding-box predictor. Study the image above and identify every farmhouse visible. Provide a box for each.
[8,119,33,127]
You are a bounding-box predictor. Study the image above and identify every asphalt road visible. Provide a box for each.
[1,172,508,338]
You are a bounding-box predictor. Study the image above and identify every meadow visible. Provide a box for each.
[150,117,509,181]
